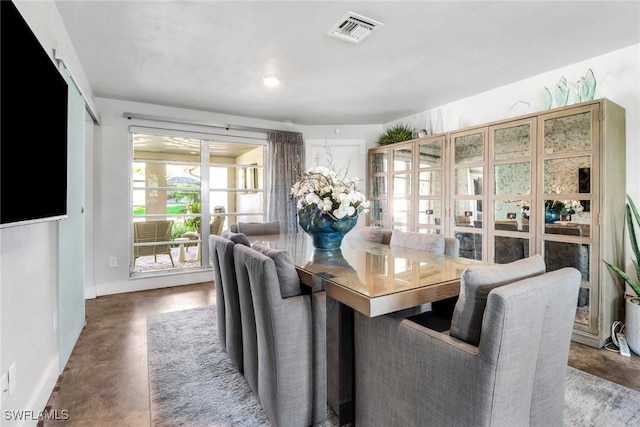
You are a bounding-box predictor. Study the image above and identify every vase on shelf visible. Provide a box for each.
[544,208,561,224]
[560,214,572,222]
[298,206,358,250]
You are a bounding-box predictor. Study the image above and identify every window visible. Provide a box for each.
[131,130,265,276]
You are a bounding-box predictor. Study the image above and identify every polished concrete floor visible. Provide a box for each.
[41,282,640,426]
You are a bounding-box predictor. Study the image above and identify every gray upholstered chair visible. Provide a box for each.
[231,220,281,236]
[208,234,249,374]
[233,243,325,426]
[346,225,387,243]
[389,230,459,257]
[354,256,581,427]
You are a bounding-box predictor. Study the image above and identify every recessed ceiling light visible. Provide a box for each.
[263,75,280,87]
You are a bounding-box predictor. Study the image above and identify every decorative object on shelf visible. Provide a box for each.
[604,194,640,356]
[540,86,553,109]
[434,109,444,134]
[544,184,584,223]
[555,76,570,107]
[517,196,531,220]
[580,69,597,102]
[417,128,428,138]
[545,208,561,224]
[291,166,369,250]
[425,112,433,136]
[508,99,531,115]
[376,123,414,146]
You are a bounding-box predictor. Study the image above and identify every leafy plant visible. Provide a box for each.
[377,123,414,146]
[604,194,640,297]
[182,201,201,232]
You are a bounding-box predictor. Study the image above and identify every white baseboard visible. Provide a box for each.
[96,270,212,296]
[11,356,60,427]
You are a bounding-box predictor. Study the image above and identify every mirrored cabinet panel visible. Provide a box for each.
[543,111,592,154]
[393,146,412,171]
[493,123,531,160]
[370,151,388,174]
[418,140,442,168]
[454,132,484,164]
[417,200,442,228]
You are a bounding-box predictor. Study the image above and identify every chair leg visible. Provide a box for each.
[168,253,175,267]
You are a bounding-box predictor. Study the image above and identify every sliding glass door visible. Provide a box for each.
[131,131,265,276]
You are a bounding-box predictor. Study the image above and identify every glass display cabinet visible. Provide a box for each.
[367,99,626,348]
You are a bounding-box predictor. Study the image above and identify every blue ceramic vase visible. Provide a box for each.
[298,206,358,250]
[544,208,561,224]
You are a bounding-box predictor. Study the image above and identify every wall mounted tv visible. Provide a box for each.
[1,0,69,228]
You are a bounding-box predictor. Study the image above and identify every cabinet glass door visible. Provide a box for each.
[540,105,599,332]
[417,136,445,234]
[392,144,413,230]
[489,119,535,264]
[451,129,486,260]
[369,149,389,228]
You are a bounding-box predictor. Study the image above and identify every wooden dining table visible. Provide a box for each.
[249,232,483,426]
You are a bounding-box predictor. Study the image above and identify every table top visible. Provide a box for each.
[250,233,483,317]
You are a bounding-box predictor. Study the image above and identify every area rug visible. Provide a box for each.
[147,306,640,427]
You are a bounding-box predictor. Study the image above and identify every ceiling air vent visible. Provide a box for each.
[327,11,383,43]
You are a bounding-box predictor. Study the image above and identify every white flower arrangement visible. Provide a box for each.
[290,166,370,220]
[517,184,585,217]
[545,184,584,215]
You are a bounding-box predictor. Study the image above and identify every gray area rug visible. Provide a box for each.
[147,306,640,427]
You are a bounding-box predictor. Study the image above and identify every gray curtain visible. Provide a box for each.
[267,131,304,233]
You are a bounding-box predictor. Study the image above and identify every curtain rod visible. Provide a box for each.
[122,112,294,135]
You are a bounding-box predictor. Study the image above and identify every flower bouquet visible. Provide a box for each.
[290,166,369,249]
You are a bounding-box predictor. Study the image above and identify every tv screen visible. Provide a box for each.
[1,0,69,228]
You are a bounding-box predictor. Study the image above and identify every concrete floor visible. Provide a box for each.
[41,282,640,426]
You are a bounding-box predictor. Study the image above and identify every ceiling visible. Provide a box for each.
[54,1,640,126]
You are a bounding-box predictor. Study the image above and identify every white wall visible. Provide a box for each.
[385,43,640,278]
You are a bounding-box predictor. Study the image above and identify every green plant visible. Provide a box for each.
[170,221,189,240]
[604,194,640,297]
[377,123,414,146]
[182,201,201,232]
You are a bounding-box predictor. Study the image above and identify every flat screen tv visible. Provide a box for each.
[1,0,69,228]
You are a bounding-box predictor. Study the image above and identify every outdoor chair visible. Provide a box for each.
[182,206,226,250]
[133,220,175,266]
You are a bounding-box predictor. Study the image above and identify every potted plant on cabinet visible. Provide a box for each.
[604,194,640,356]
[376,123,414,146]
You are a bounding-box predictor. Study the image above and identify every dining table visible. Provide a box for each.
[249,232,484,426]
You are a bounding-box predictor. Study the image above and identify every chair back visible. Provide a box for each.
[479,267,581,425]
[233,244,314,427]
[236,220,281,236]
[210,215,225,236]
[390,230,446,255]
[133,220,173,257]
[444,237,460,257]
[209,235,244,373]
